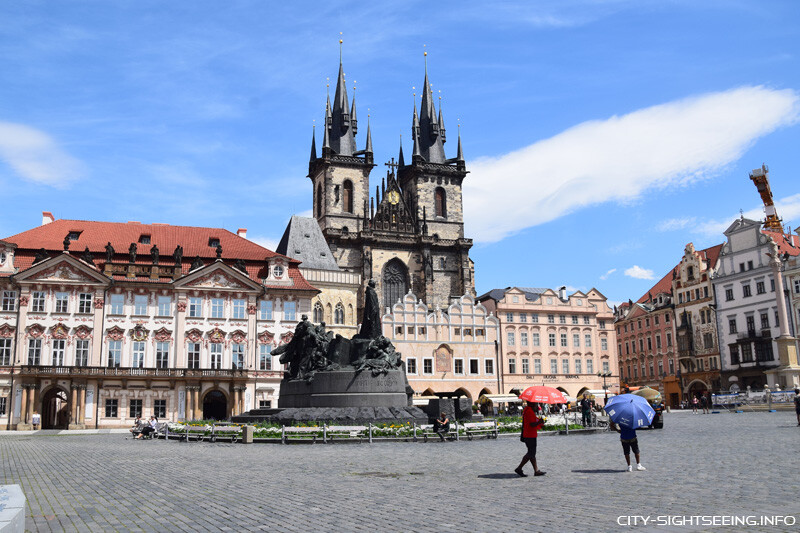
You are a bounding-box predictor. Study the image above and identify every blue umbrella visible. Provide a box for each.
[604,394,655,429]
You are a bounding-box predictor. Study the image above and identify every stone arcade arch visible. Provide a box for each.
[41,386,70,429]
[202,389,228,420]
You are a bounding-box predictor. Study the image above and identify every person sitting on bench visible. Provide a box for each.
[137,416,158,439]
[433,412,450,442]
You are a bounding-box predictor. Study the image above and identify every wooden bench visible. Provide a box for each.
[281,426,321,444]
[416,423,459,442]
[130,422,167,440]
[463,421,498,440]
[323,425,368,443]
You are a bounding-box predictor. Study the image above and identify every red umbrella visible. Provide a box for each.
[519,386,568,404]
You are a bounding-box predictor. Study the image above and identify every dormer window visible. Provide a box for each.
[67,231,82,241]
[273,265,284,278]
[139,235,151,245]
[209,238,220,248]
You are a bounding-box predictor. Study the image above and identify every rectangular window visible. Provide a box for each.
[0,338,12,366]
[703,333,714,349]
[760,312,769,330]
[741,343,753,363]
[725,288,734,301]
[572,315,579,325]
[573,359,581,374]
[189,297,203,318]
[28,339,42,365]
[795,279,800,294]
[532,333,540,346]
[232,343,245,369]
[729,344,740,365]
[74,339,88,367]
[519,313,527,323]
[562,359,570,374]
[284,301,296,321]
[132,341,145,368]
[506,313,514,322]
[531,314,539,323]
[583,316,590,325]
[547,314,555,324]
[521,358,530,374]
[211,298,224,319]
[560,333,567,347]
[210,343,222,369]
[586,359,594,374]
[508,358,516,374]
[129,399,143,419]
[1,291,16,312]
[573,334,580,348]
[78,293,92,314]
[550,359,558,373]
[654,315,659,326]
[666,333,672,347]
[108,340,121,368]
[423,358,433,374]
[658,360,664,376]
[649,362,654,377]
[232,299,246,319]
[638,339,644,352]
[549,333,556,347]
[559,315,566,324]
[599,320,606,329]
[105,399,118,418]
[406,358,417,375]
[110,293,124,315]
[0,397,6,416]
[647,337,652,351]
[534,358,542,373]
[602,361,610,374]
[520,332,528,347]
[728,318,737,334]
[469,359,479,375]
[484,359,494,375]
[134,295,148,316]
[31,291,46,313]
[55,292,68,313]
[187,342,200,369]
[507,332,515,346]
[601,338,608,351]
[756,281,765,294]
[454,359,464,374]
[154,399,167,419]
[156,342,170,369]
[259,300,273,320]
[584,334,593,348]
[667,358,674,374]
[50,339,65,366]
[258,400,271,409]
[157,296,171,316]
[259,344,272,371]
[742,284,752,298]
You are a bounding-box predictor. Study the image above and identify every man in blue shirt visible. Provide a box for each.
[610,421,645,472]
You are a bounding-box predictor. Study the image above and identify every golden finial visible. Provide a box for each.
[353,79,356,92]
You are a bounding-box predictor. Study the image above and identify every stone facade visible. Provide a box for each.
[479,287,619,403]
[382,292,500,401]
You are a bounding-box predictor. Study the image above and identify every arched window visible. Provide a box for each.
[316,184,323,218]
[439,257,445,269]
[343,180,353,213]
[313,302,323,323]
[334,303,345,324]
[382,258,409,308]
[434,187,446,218]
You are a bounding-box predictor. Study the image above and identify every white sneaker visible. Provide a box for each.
[636,464,646,471]
[627,465,633,472]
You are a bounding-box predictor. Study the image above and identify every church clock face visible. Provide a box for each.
[386,190,400,205]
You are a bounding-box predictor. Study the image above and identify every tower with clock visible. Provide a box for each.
[307,53,475,315]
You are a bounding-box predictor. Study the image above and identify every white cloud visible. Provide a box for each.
[692,193,800,237]
[656,217,697,232]
[624,265,655,280]
[249,235,280,252]
[600,268,617,280]
[0,121,84,187]
[464,86,800,243]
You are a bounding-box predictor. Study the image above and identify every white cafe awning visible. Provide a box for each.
[481,394,523,404]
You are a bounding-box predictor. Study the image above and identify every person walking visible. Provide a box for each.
[794,389,800,426]
[580,394,593,427]
[514,401,546,477]
[700,394,709,414]
[692,396,698,413]
[610,420,645,472]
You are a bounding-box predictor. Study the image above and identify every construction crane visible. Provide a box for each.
[749,164,783,231]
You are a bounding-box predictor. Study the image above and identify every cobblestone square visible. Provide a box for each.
[1,411,798,532]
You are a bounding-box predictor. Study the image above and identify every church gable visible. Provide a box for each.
[370,167,417,234]
[176,262,261,292]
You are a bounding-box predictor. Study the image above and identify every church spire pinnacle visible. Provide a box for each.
[327,37,357,156]
[414,49,446,164]
[365,114,373,154]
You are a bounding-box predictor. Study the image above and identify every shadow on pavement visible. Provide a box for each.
[477,473,522,479]
[571,469,623,474]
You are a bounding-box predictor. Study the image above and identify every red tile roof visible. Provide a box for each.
[761,229,800,257]
[2,219,318,292]
[634,243,724,304]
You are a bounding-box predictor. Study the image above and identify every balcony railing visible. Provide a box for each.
[17,365,250,379]
[737,329,771,341]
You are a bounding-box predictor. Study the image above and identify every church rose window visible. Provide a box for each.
[382,259,408,307]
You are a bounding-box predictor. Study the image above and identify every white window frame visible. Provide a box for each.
[521,358,530,374]
[75,340,89,367]
[211,298,225,319]
[283,301,296,321]
[189,297,203,318]
[469,358,479,375]
[210,343,223,369]
[575,359,582,374]
[232,299,246,320]
[133,295,148,316]
[259,344,272,370]
[52,339,66,366]
[562,359,570,374]
[232,343,245,369]
[585,334,592,348]
[454,358,464,375]
[28,339,42,365]
[109,293,124,315]
[406,357,417,375]
[107,340,122,368]
[157,296,171,317]
[31,291,46,313]
[507,331,515,346]
[601,338,608,351]
[520,331,528,347]
[422,358,433,375]
[55,292,69,314]
[573,334,580,348]
[586,359,594,374]
[132,341,146,368]
[1,291,16,312]
[156,342,169,369]
[78,293,93,314]
[534,358,541,374]
[260,300,273,320]
[0,338,12,365]
[484,359,494,375]
[188,342,201,369]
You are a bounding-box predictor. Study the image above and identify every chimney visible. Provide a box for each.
[559,286,567,300]
[237,228,247,239]
[42,211,55,225]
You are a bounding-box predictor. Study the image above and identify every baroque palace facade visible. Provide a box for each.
[0,216,317,429]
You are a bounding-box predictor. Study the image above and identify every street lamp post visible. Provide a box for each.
[597,371,613,404]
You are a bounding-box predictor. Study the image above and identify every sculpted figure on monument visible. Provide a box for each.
[274,315,336,382]
[356,279,382,339]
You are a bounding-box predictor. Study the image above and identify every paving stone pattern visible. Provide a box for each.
[1,411,798,532]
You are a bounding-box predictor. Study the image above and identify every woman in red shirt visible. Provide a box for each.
[515,401,546,477]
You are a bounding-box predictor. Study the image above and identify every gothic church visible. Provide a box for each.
[307,54,476,314]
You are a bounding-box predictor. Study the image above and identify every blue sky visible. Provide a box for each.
[1,0,798,306]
